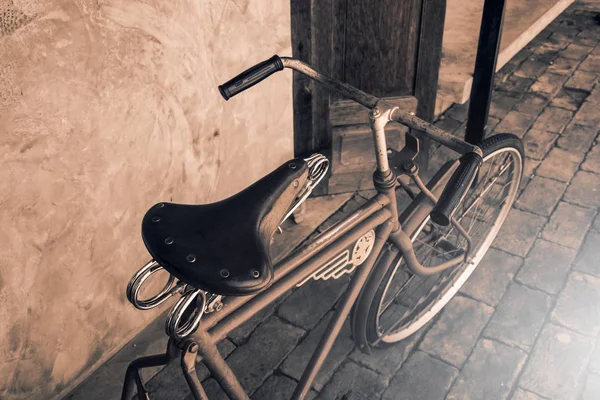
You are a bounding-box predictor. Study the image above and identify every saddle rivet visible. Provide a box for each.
[251,269,260,278]
[186,254,196,263]
[152,216,161,222]
[289,162,297,169]
[220,269,230,278]
[158,203,165,208]
[165,237,174,245]
[293,180,299,188]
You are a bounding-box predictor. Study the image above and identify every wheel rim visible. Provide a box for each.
[374,146,523,343]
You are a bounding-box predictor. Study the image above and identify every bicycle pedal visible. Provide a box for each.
[341,391,369,400]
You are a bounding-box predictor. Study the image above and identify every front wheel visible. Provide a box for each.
[356,134,524,347]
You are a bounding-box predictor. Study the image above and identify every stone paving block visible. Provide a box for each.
[494,111,537,138]
[550,87,589,111]
[198,378,230,400]
[229,299,282,345]
[419,296,493,367]
[496,75,534,93]
[446,339,527,400]
[579,54,600,71]
[484,283,552,351]
[552,271,600,336]
[560,43,592,60]
[224,317,305,393]
[318,361,388,400]
[460,248,523,307]
[574,230,600,277]
[252,375,316,400]
[315,195,366,233]
[573,100,600,127]
[519,323,594,400]
[577,25,600,40]
[550,23,581,39]
[382,351,458,400]
[542,201,595,249]
[556,123,598,156]
[521,129,557,160]
[435,116,462,134]
[516,176,566,216]
[516,238,577,294]
[487,116,501,133]
[453,121,467,138]
[564,171,600,209]
[565,70,598,91]
[514,59,548,79]
[589,337,600,375]
[582,143,600,173]
[280,312,354,391]
[531,107,573,133]
[573,34,598,48]
[582,373,600,400]
[494,209,546,257]
[196,339,237,381]
[529,72,569,97]
[349,328,420,377]
[511,388,546,400]
[277,276,349,330]
[533,35,565,54]
[594,213,600,231]
[547,56,580,75]
[429,144,459,175]
[513,93,549,116]
[521,158,541,189]
[536,147,582,182]
[146,363,193,400]
[496,62,520,82]
[446,102,469,122]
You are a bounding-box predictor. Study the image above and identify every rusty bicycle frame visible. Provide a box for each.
[121,58,482,400]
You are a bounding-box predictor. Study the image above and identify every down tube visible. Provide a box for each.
[291,220,394,400]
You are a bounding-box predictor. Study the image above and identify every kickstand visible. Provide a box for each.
[121,339,180,400]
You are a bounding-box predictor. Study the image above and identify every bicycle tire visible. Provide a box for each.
[355,134,524,347]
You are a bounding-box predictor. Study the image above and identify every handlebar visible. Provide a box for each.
[430,152,483,226]
[218,55,380,108]
[219,55,483,227]
[218,55,284,100]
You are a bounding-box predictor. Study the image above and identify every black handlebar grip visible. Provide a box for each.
[218,55,284,100]
[430,152,483,226]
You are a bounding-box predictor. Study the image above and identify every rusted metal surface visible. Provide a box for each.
[282,58,380,109]
[392,109,483,156]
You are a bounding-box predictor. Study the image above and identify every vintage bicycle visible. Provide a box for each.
[121,55,524,400]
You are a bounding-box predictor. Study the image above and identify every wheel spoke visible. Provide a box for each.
[373,142,522,345]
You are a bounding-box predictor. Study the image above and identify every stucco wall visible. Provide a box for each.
[0,0,293,398]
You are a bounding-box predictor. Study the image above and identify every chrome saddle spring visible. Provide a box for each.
[280,153,330,226]
[126,260,208,340]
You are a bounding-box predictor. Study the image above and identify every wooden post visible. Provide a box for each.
[292,0,447,194]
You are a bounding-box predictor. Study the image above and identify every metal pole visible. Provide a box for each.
[464,0,506,144]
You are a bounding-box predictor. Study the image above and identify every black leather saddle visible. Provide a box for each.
[141,159,309,296]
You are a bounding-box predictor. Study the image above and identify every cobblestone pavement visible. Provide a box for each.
[145,2,600,400]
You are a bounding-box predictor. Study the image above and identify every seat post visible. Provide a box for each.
[193,328,250,400]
